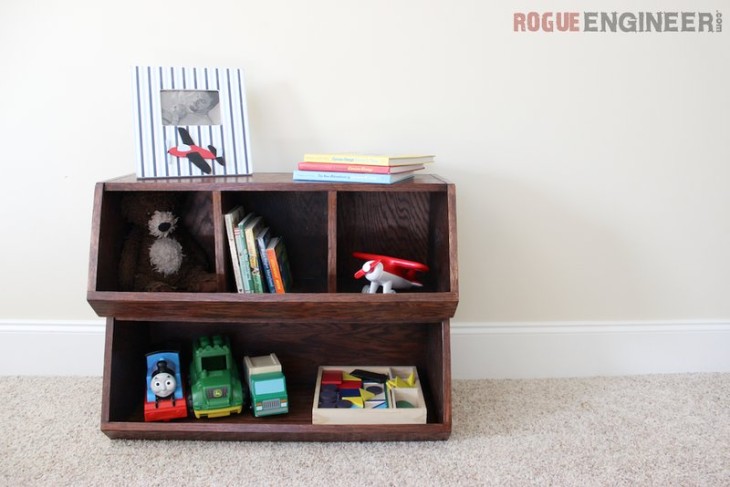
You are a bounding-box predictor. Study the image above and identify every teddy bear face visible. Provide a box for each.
[147,210,179,238]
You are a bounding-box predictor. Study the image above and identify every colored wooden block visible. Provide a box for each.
[343,397,364,408]
[351,369,389,384]
[321,370,343,385]
[339,380,362,390]
[312,366,427,425]
[387,376,416,389]
[360,388,376,401]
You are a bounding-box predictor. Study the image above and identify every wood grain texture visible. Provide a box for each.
[101,319,451,441]
[91,173,458,441]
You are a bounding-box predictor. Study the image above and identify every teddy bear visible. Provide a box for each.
[118,191,218,292]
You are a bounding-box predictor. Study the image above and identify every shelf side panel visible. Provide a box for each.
[428,186,458,293]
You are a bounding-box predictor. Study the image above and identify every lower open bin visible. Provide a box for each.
[100,318,452,441]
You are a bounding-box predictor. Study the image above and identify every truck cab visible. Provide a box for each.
[243,353,289,417]
[189,335,244,419]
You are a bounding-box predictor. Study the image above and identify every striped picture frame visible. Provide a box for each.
[132,66,253,178]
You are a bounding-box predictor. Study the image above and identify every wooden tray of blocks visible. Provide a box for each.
[312,366,426,425]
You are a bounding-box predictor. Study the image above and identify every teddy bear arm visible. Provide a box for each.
[180,267,219,292]
[180,232,212,268]
[176,234,218,292]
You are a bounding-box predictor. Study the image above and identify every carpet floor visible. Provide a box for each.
[1,374,728,486]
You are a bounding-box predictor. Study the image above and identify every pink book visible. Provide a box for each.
[297,161,425,174]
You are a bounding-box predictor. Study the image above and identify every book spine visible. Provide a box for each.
[245,225,264,293]
[293,171,402,184]
[297,162,393,174]
[256,233,275,293]
[224,212,244,293]
[302,154,390,165]
[236,228,253,293]
[266,246,285,293]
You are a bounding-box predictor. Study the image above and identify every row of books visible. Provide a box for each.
[224,206,293,293]
[292,153,435,184]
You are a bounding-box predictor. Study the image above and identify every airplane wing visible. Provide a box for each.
[208,145,226,166]
[353,252,429,281]
[384,258,429,283]
[187,152,212,174]
[177,127,196,146]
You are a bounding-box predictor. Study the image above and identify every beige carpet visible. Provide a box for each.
[1,374,728,486]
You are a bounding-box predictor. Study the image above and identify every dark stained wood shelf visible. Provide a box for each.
[89,173,458,441]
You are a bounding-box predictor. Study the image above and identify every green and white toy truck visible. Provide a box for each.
[189,335,244,419]
[243,353,289,417]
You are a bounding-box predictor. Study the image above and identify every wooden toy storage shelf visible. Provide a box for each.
[88,173,458,441]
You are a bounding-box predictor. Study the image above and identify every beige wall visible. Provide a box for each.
[0,0,727,324]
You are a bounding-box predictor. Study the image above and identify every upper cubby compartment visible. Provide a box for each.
[336,190,454,294]
[87,173,458,322]
[219,190,329,293]
[90,187,217,293]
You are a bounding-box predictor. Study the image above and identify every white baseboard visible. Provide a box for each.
[1,320,729,378]
[452,321,730,379]
[0,320,106,376]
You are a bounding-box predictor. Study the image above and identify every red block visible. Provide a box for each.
[339,380,362,390]
[321,370,343,385]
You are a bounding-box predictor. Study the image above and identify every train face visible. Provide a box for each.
[144,351,188,422]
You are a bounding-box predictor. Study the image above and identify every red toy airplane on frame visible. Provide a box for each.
[353,252,429,294]
[167,127,225,174]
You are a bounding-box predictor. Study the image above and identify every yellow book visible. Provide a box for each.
[302,153,435,166]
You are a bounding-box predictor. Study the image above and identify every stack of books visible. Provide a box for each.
[293,153,434,184]
[224,206,293,294]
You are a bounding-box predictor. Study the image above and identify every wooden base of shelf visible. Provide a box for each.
[101,423,451,442]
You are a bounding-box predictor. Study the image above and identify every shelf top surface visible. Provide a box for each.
[103,173,452,191]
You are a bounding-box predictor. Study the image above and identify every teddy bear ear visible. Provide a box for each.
[120,191,183,219]
[150,191,183,212]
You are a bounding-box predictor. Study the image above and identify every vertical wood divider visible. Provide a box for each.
[211,191,227,292]
[327,190,338,293]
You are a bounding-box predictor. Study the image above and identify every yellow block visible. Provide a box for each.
[387,376,417,389]
[360,388,376,401]
[344,397,364,408]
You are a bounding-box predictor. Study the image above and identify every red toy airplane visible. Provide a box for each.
[167,127,225,174]
[353,252,429,294]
